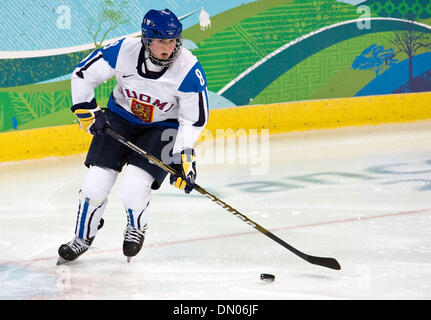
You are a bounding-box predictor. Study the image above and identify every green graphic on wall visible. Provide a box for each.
[1,0,431,132]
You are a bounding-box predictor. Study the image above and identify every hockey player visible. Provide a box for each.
[57,9,209,264]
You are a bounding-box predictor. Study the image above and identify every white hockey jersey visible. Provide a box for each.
[71,37,209,154]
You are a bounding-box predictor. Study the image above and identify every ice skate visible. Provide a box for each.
[57,218,104,265]
[123,224,147,262]
[57,237,93,265]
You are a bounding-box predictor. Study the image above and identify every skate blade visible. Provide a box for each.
[127,257,132,263]
[56,257,69,265]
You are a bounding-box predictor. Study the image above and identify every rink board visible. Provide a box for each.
[1,92,430,162]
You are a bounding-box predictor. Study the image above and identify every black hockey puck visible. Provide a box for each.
[260,273,275,282]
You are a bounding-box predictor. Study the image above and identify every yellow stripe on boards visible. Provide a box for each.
[0,124,92,162]
[204,92,431,134]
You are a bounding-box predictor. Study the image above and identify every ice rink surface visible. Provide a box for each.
[1,121,431,300]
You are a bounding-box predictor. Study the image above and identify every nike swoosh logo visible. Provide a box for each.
[122,74,134,78]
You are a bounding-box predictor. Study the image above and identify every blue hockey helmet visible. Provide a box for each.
[141,9,183,66]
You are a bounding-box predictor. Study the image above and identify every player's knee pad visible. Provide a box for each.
[81,165,118,202]
[75,166,118,239]
[120,165,154,210]
[120,165,154,229]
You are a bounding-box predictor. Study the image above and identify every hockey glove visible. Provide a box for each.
[71,99,109,135]
[170,148,197,194]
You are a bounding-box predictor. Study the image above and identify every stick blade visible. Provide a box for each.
[308,256,341,270]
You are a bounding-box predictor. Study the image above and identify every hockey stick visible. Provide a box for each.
[105,128,341,270]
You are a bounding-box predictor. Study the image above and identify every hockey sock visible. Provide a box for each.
[74,192,108,240]
[120,165,154,230]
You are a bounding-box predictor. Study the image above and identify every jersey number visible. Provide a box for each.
[102,40,119,50]
[195,69,205,86]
